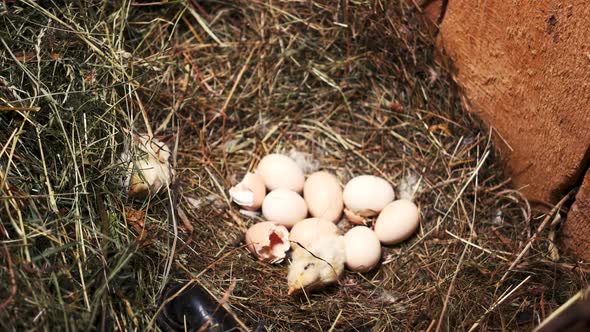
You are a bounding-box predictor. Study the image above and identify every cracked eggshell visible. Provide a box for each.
[303,171,343,223]
[344,226,381,272]
[288,218,340,250]
[262,189,308,228]
[256,154,305,192]
[374,199,420,245]
[343,175,395,224]
[245,222,290,263]
[229,173,266,210]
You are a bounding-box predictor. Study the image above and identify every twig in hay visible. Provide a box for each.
[435,241,469,332]
[0,106,40,112]
[0,243,16,311]
[533,288,590,332]
[204,47,257,131]
[468,276,532,332]
[159,134,180,295]
[499,191,573,285]
[196,278,238,332]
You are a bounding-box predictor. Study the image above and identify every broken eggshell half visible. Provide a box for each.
[229,173,266,211]
[343,208,375,225]
[245,222,290,263]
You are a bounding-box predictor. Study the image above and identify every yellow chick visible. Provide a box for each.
[287,234,346,296]
[120,134,173,198]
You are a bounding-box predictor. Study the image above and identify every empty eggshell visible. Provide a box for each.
[256,154,305,192]
[262,189,308,228]
[303,171,343,223]
[374,199,420,245]
[344,226,381,272]
[343,175,395,224]
[245,222,290,263]
[229,173,266,210]
[288,218,340,250]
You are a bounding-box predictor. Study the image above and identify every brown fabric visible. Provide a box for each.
[422,0,443,25]
[536,298,590,332]
[438,1,590,204]
[562,173,590,261]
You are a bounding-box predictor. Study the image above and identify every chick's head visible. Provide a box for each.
[287,259,324,295]
[287,235,346,296]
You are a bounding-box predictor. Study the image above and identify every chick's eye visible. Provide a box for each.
[304,263,314,270]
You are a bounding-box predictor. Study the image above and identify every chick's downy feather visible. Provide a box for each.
[287,234,346,295]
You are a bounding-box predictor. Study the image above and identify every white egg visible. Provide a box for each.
[262,189,308,228]
[303,171,343,223]
[343,175,395,224]
[374,200,420,245]
[257,154,305,192]
[288,218,340,250]
[344,226,381,272]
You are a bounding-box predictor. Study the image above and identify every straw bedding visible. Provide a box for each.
[0,1,588,330]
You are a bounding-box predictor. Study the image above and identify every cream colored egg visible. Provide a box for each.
[344,226,381,272]
[343,175,395,224]
[262,189,308,228]
[245,222,290,263]
[288,218,340,250]
[374,199,420,245]
[229,173,266,210]
[303,171,343,223]
[257,154,305,192]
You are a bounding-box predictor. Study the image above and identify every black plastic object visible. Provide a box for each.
[157,283,241,332]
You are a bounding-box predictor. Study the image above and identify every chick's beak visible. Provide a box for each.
[288,286,298,296]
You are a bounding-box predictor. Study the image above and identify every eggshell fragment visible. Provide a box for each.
[303,171,343,223]
[343,175,395,224]
[288,218,340,250]
[374,199,420,245]
[257,154,305,192]
[229,173,266,210]
[245,222,290,263]
[344,226,381,272]
[262,189,308,228]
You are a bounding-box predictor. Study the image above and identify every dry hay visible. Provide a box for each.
[0,0,588,331]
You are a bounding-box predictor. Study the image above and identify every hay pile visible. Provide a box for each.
[1,0,588,330]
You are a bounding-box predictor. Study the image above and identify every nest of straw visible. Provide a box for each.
[1,0,588,330]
